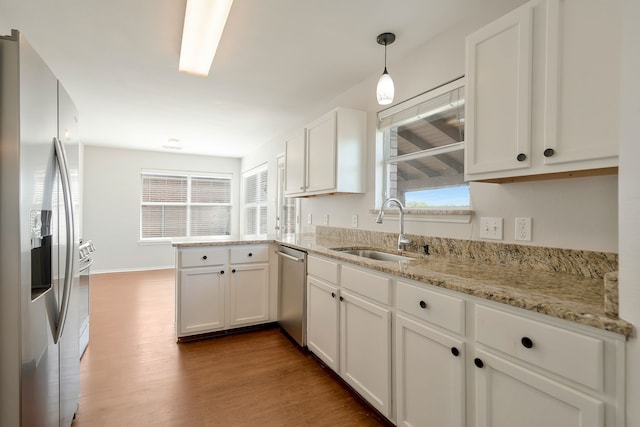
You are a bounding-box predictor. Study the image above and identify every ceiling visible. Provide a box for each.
[1,0,513,158]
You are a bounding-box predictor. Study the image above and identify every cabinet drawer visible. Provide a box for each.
[397,281,465,335]
[341,265,391,305]
[308,256,339,284]
[179,247,227,268]
[230,245,269,264]
[475,305,604,391]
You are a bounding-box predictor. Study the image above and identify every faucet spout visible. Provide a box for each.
[377,197,411,253]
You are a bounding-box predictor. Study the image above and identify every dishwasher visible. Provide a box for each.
[276,245,307,346]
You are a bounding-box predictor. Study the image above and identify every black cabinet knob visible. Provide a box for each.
[331,292,336,298]
[474,358,484,368]
[248,253,253,257]
[521,337,534,349]
[543,148,555,157]
[232,269,236,273]
[451,347,460,357]
[339,296,344,302]
[202,255,208,260]
[516,153,527,162]
[220,270,224,275]
[419,300,428,309]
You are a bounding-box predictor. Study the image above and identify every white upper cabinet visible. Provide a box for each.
[284,107,366,197]
[465,4,533,176]
[465,0,620,182]
[284,129,306,196]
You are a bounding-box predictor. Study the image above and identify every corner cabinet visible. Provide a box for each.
[465,0,621,182]
[175,244,273,340]
[284,107,366,197]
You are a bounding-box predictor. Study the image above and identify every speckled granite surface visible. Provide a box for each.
[605,272,619,317]
[172,231,633,337]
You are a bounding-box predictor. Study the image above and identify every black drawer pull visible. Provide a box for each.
[521,337,534,349]
[331,292,336,298]
[339,296,344,302]
[474,358,484,368]
[451,347,460,357]
[202,255,208,260]
[248,252,253,257]
[419,300,427,309]
[220,270,224,275]
[543,148,555,157]
[232,269,236,273]
[516,153,527,162]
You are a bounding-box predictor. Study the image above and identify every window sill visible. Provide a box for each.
[369,208,473,224]
[138,239,173,246]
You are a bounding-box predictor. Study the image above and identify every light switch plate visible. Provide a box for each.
[351,214,358,228]
[307,213,312,224]
[323,214,329,225]
[480,217,503,240]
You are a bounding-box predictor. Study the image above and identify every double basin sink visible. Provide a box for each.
[331,248,414,262]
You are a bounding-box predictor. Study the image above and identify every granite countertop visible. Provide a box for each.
[172,234,634,338]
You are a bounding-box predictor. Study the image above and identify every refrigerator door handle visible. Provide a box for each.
[53,137,75,344]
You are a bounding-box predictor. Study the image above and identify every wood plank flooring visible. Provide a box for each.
[74,269,390,426]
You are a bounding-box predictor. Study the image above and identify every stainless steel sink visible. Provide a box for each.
[332,248,414,262]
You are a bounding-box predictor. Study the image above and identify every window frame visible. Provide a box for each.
[139,169,233,242]
[376,77,472,222]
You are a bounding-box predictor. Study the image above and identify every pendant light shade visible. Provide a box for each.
[376,32,396,106]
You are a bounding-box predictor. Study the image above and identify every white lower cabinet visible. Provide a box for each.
[306,276,340,371]
[305,255,625,427]
[340,289,392,418]
[228,263,269,327]
[178,266,226,336]
[175,244,272,339]
[473,349,604,427]
[395,314,465,427]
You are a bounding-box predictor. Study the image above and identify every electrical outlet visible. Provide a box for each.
[515,217,532,241]
[323,214,329,225]
[307,213,312,225]
[480,217,503,240]
[351,214,358,228]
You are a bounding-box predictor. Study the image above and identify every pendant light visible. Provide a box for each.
[376,32,396,106]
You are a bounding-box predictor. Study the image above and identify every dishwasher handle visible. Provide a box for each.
[276,250,305,262]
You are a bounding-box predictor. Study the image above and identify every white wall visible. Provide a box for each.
[83,145,241,272]
[251,1,618,253]
[618,0,640,425]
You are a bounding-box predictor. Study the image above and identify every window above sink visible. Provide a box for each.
[375,77,471,222]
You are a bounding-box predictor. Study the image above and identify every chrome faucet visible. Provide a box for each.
[376,197,411,253]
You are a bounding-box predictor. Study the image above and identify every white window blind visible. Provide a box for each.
[243,165,268,235]
[140,171,231,239]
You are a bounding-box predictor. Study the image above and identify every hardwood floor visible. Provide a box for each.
[74,269,390,426]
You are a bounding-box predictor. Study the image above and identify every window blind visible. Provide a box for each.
[140,172,231,239]
[243,165,268,235]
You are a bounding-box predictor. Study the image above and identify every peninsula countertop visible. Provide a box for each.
[172,234,634,337]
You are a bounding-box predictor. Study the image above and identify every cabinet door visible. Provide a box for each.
[306,277,340,371]
[178,267,226,336]
[228,263,269,327]
[396,314,465,427]
[474,350,604,427]
[542,0,619,166]
[465,3,533,177]
[306,111,337,193]
[284,130,306,195]
[340,289,391,418]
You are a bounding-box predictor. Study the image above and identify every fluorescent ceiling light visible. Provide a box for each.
[179,0,234,77]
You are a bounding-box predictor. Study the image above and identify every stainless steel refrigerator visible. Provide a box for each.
[0,30,81,426]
